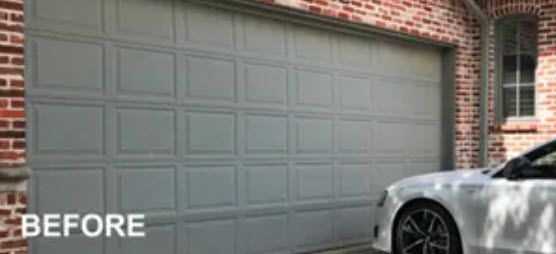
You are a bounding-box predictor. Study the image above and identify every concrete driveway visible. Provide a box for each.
[313,245,382,254]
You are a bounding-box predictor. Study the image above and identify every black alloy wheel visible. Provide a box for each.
[393,202,462,254]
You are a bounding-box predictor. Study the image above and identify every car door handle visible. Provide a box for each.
[461,186,479,194]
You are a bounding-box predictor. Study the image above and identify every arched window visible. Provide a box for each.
[496,15,538,120]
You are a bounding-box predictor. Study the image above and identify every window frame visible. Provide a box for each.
[495,14,539,123]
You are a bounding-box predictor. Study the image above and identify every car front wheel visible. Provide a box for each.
[393,202,462,254]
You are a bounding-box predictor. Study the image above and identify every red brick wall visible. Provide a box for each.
[483,0,556,165]
[265,0,483,168]
[0,192,26,254]
[0,0,25,253]
[0,0,24,167]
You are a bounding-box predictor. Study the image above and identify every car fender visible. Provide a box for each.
[388,186,474,254]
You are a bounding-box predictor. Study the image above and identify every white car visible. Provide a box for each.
[373,139,556,254]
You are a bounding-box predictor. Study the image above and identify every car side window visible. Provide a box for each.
[524,150,556,179]
[493,141,556,179]
[531,151,556,166]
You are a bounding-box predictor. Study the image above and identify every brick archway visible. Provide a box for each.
[482,1,544,20]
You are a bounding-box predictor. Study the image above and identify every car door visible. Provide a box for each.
[478,144,556,254]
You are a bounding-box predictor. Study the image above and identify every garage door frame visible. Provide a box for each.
[25,0,457,253]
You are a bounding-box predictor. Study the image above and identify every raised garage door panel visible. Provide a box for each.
[26,0,443,253]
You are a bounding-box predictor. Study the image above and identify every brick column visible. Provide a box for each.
[0,0,25,167]
[0,0,26,253]
[0,168,28,254]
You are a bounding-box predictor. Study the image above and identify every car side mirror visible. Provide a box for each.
[503,156,530,180]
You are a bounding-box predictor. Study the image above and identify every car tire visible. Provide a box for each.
[393,202,462,254]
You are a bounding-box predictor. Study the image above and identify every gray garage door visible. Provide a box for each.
[26,0,444,253]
